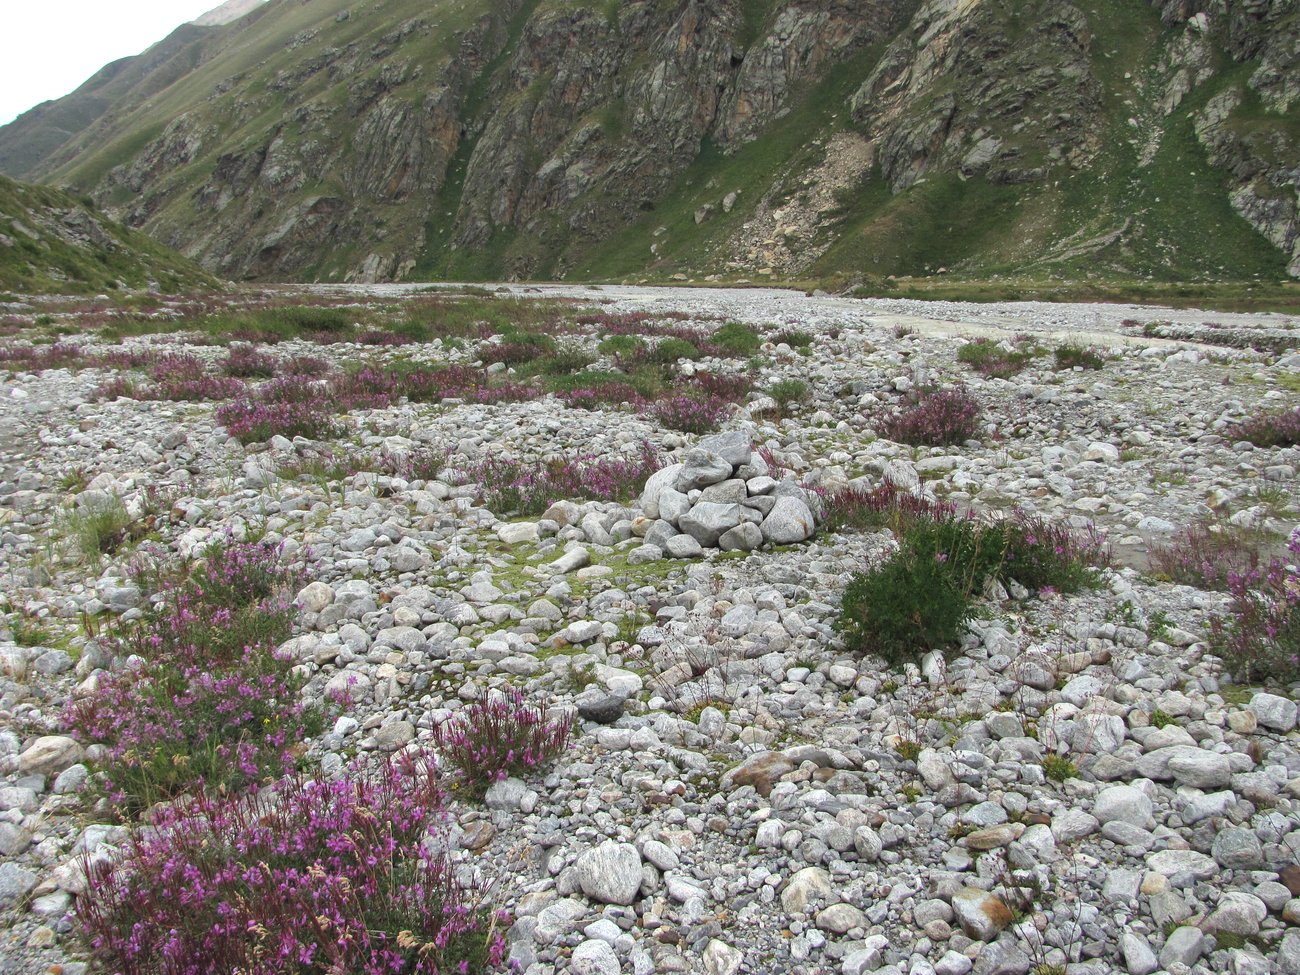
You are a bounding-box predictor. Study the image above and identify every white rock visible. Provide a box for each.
[1249,692,1298,732]
[576,841,643,905]
[781,867,833,915]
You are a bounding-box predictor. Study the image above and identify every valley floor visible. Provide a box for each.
[1,286,1298,975]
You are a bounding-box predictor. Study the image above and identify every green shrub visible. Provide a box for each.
[1054,344,1105,370]
[769,378,811,414]
[835,513,1107,667]
[836,517,993,665]
[772,329,814,350]
[650,337,700,363]
[713,321,762,357]
[597,334,645,358]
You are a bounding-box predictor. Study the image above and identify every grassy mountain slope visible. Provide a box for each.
[0,175,217,294]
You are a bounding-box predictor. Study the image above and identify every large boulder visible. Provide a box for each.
[675,449,733,491]
[760,496,816,544]
[679,502,746,546]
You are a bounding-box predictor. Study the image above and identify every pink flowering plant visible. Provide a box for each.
[878,387,983,446]
[67,539,323,813]
[1229,405,1300,448]
[464,442,660,517]
[78,750,508,974]
[1148,515,1266,590]
[433,688,572,797]
[1211,527,1300,685]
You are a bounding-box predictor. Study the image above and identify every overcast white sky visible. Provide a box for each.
[0,1,224,126]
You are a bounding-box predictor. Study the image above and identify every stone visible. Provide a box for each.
[1160,926,1204,968]
[0,823,31,857]
[0,862,38,908]
[485,777,535,812]
[676,450,733,491]
[1147,849,1218,885]
[1120,931,1159,975]
[724,752,796,796]
[698,431,752,467]
[679,502,745,546]
[936,950,973,975]
[658,488,691,523]
[1084,442,1120,463]
[1249,692,1298,732]
[18,735,84,777]
[1073,713,1126,753]
[1213,827,1264,870]
[664,534,705,559]
[1138,745,1234,788]
[1207,892,1267,936]
[703,939,743,975]
[497,521,539,545]
[760,496,816,544]
[917,748,955,790]
[965,824,1020,850]
[816,902,868,934]
[1277,930,1300,975]
[571,939,620,975]
[952,887,1014,941]
[576,688,625,724]
[576,841,642,905]
[718,522,763,552]
[534,898,586,943]
[373,720,414,750]
[551,547,591,573]
[1094,785,1154,830]
[639,464,684,519]
[781,867,834,915]
[641,839,679,872]
[970,938,1031,975]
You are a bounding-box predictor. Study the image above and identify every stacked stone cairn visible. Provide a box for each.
[634,431,818,559]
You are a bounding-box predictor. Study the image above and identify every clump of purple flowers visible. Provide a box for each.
[221,343,278,378]
[78,750,508,975]
[1229,405,1300,448]
[67,539,322,812]
[463,442,660,516]
[647,394,730,434]
[216,376,345,444]
[1148,516,1266,590]
[1211,526,1300,685]
[878,388,983,446]
[433,688,572,796]
[816,479,959,534]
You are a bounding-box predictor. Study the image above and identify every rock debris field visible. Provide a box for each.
[1,283,1299,975]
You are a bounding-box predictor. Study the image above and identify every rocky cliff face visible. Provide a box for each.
[1149,0,1300,275]
[0,0,1295,282]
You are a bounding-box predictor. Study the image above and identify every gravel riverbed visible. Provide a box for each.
[1,285,1298,975]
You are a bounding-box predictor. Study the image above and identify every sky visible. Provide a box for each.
[0,1,224,126]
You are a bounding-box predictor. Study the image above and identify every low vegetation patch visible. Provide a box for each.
[1229,405,1300,447]
[433,687,572,797]
[1211,527,1300,687]
[957,336,1040,378]
[67,539,321,813]
[835,511,1108,667]
[464,443,660,517]
[1054,343,1106,371]
[1148,516,1267,590]
[878,388,983,446]
[78,751,506,974]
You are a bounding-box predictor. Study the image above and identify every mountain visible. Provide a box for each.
[0,173,216,294]
[193,0,270,28]
[0,0,1295,285]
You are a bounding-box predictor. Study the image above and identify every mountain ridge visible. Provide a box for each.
[0,0,1295,284]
